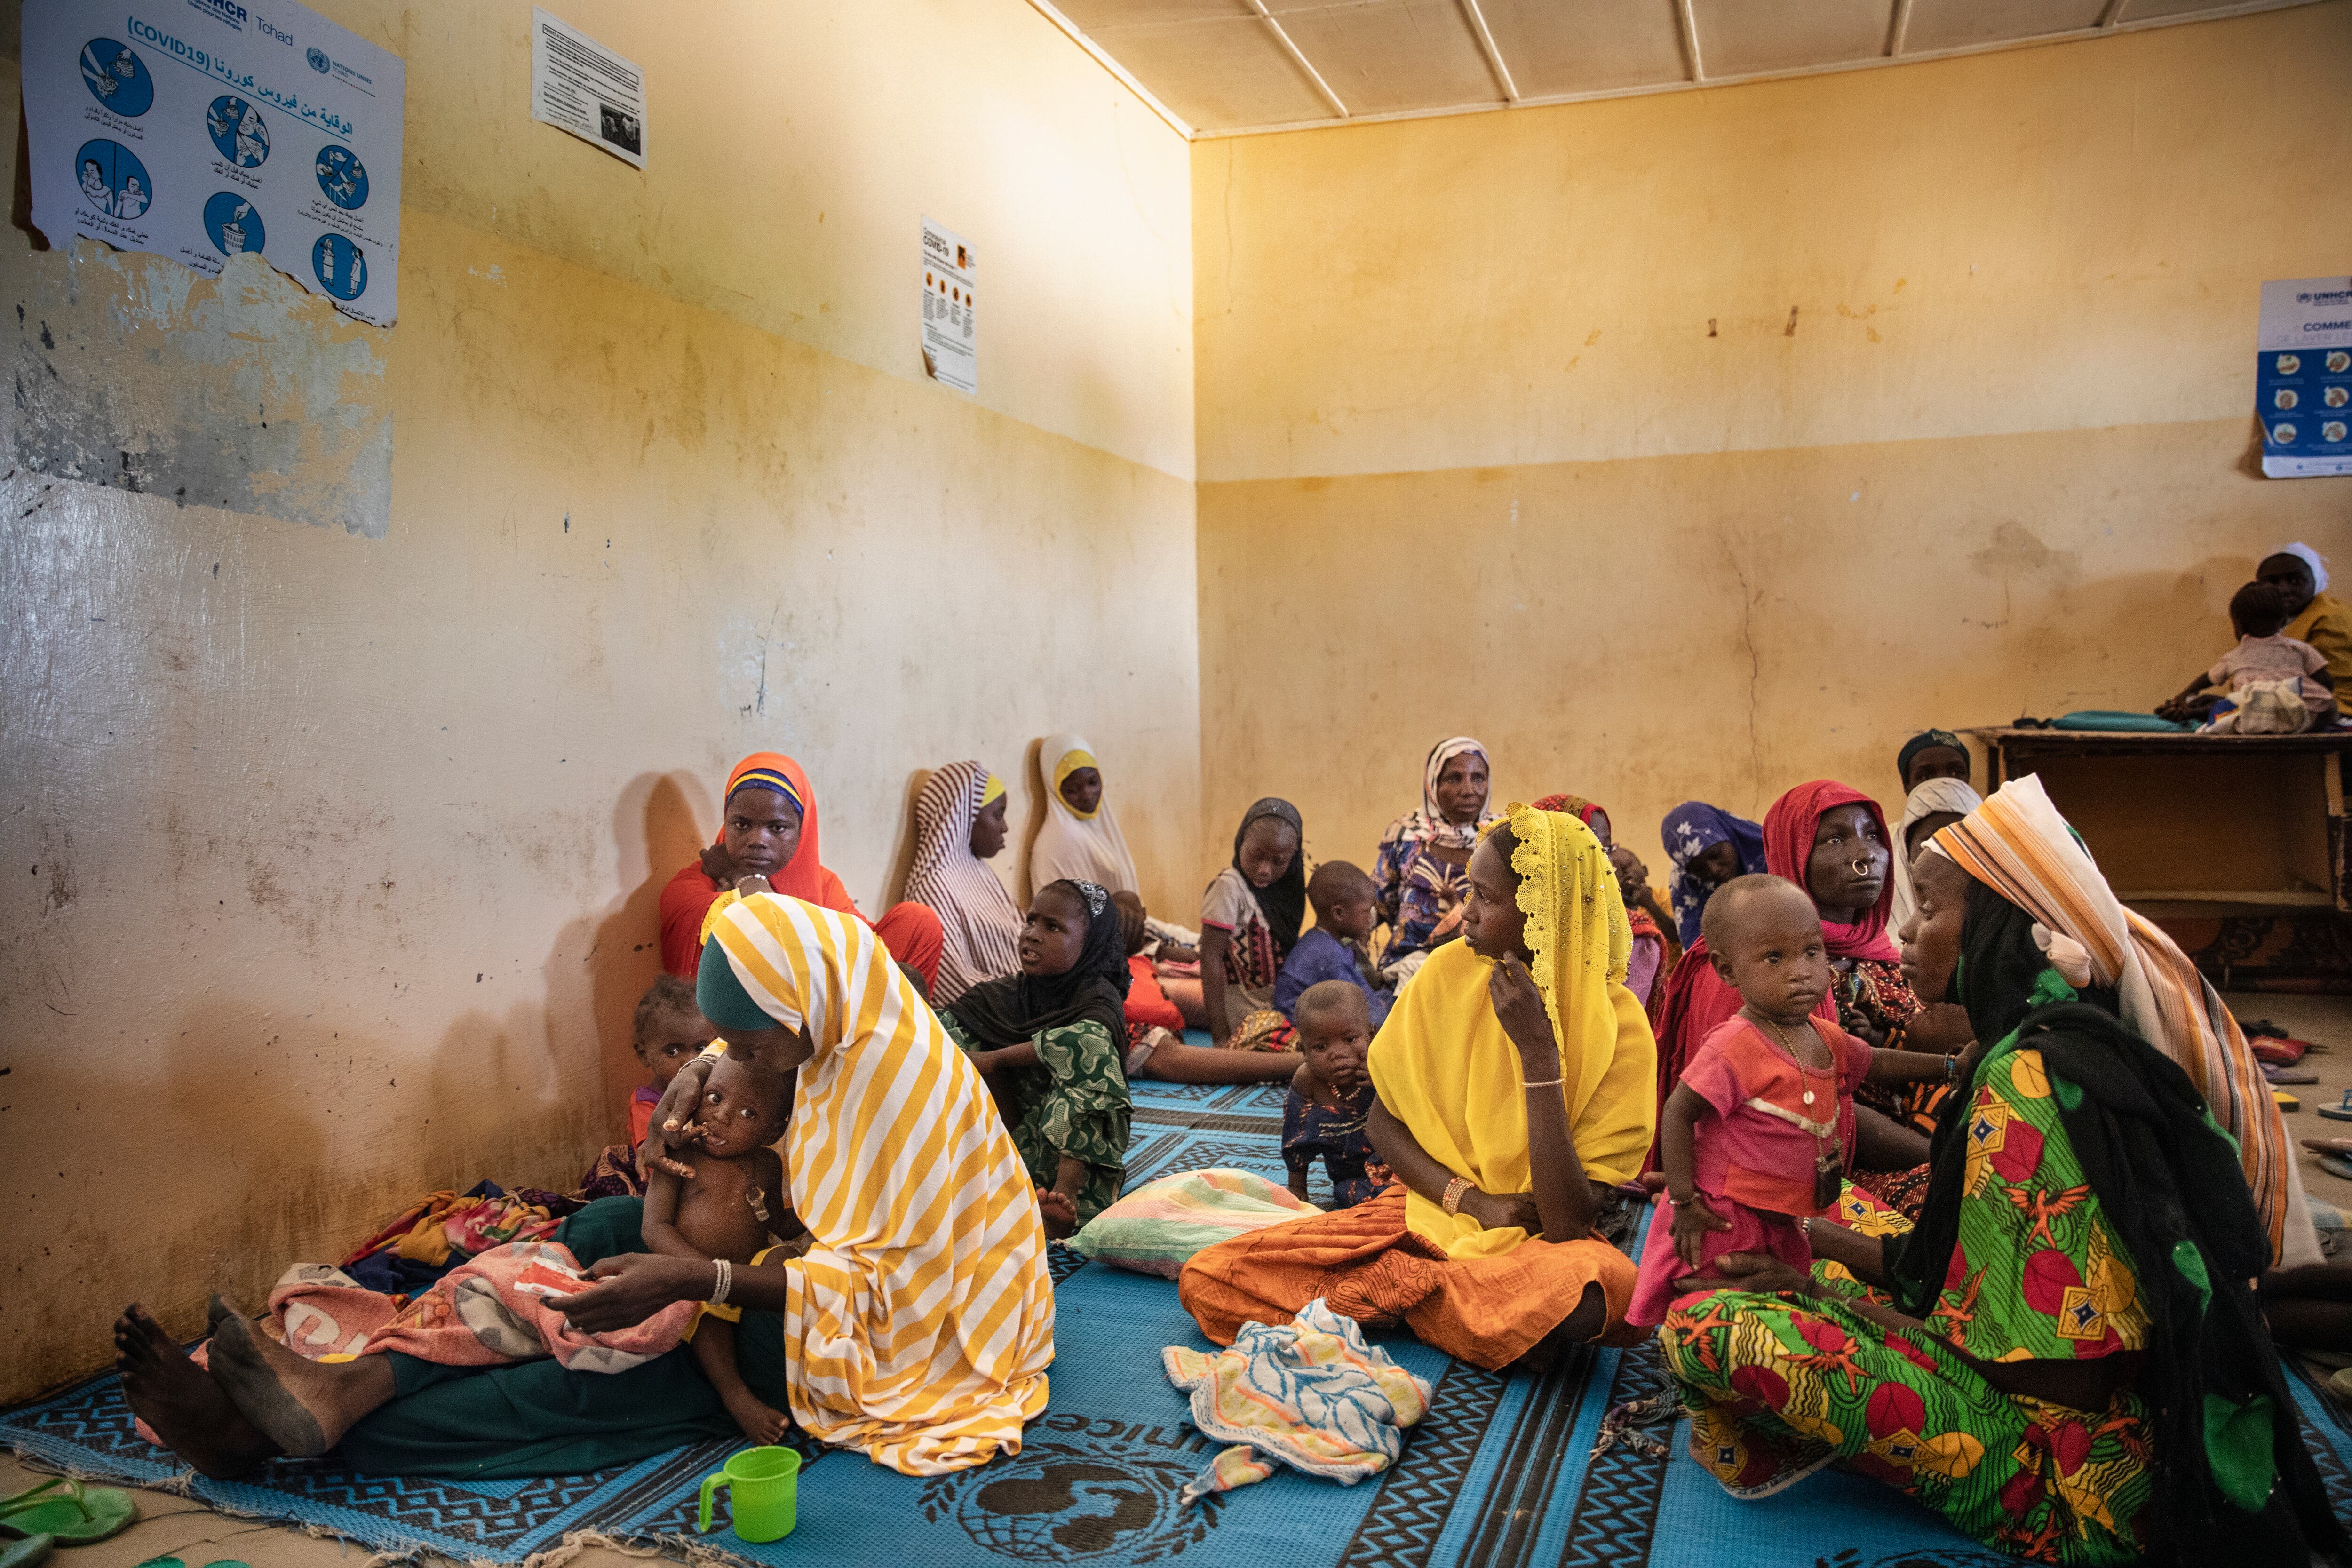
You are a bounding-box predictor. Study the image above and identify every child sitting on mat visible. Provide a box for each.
[1283,981,1392,1208]
[641,1050,799,1441]
[1630,876,1957,1327]
[1273,862,1396,1030]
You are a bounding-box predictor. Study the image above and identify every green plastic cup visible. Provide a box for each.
[698,1445,800,1543]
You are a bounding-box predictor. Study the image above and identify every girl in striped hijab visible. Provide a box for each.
[905,761,1023,1005]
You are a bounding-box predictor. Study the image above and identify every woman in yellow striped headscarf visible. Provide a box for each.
[136,892,1052,1483]
[1181,803,1658,1369]
[569,892,1054,1473]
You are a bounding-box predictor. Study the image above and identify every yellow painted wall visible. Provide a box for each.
[0,0,1195,1399]
[1194,3,2352,884]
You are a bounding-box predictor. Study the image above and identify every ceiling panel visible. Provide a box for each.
[1688,0,1895,76]
[1267,0,1502,115]
[1041,0,2320,136]
[1478,0,1690,97]
[1902,0,2110,51]
[2115,0,2249,16]
[1053,0,1256,24]
[1075,13,1342,129]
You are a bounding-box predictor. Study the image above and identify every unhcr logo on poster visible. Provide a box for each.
[308,47,329,72]
[185,0,247,28]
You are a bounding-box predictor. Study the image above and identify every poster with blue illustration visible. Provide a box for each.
[20,0,405,327]
[2259,277,2352,479]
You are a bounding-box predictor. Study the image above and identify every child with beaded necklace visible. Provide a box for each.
[1629,875,1958,1327]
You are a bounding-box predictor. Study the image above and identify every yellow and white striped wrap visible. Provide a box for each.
[709,893,1055,1473]
[1929,774,2319,1270]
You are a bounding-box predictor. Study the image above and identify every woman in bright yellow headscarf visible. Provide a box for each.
[1180,804,1658,1368]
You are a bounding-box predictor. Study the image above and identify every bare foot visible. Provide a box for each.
[1037,1187,1078,1241]
[113,1304,277,1479]
[206,1296,395,1458]
[723,1389,792,1445]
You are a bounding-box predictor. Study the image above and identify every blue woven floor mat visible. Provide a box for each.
[13,1071,2352,1567]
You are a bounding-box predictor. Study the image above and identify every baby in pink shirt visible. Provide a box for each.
[2161,580,2336,724]
[1629,876,1955,1327]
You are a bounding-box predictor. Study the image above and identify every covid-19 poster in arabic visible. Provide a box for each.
[22,0,405,327]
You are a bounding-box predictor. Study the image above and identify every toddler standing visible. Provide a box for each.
[1281,981,1392,1208]
[1629,876,1956,1326]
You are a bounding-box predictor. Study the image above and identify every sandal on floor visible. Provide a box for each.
[2333,1367,2352,1404]
[2304,1138,2352,1157]
[0,1534,51,1568]
[2320,1091,2352,1123]
[0,1479,137,1545]
[2322,1154,2352,1184]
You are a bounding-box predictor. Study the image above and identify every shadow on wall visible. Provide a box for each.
[1019,735,1047,904]
[880,767,930,909]
[541,772,714,1134]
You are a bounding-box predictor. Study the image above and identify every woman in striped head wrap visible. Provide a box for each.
[589,892,1056,1471]
[1656,776,2339,1564]
[905,761,1023,1005]
[127,893,1050,1481]
[660,751,945,993]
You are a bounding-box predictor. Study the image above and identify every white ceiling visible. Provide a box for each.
[1033,0,2327,137]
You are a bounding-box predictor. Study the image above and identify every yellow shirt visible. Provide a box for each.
[2284,593,2352,714]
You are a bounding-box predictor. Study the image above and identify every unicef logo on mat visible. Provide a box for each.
[307,47,329,72]
[919,1436,1217,1563]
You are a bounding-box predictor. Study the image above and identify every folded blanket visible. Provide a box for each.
[278,1241,696,1372]
[1162,1297,1431,1505]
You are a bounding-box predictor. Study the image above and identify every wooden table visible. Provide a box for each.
[1963,727,2352,916]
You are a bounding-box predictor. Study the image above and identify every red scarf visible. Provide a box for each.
[1762,780,1900,966]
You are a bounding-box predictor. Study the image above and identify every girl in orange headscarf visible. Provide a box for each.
[658,752,943,991]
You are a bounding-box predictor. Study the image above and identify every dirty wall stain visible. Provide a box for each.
[7,241,390,538]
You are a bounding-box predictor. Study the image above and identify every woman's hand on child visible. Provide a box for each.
[1487,954,1557,1060]
[1672,1250,1810,1300]
[1668,1193,1733,1268]
[562,1253,708,1332]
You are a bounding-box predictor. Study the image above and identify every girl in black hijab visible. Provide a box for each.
[1198,797,1307,1051]
[942,879,1132,1237]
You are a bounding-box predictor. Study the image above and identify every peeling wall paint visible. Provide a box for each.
[0,0,1197,1404]
[1192,5,2352,880]
[9,243,393,535]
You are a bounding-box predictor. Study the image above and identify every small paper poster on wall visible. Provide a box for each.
[921,217,977,395]
[20,0,405,326]
[2258,277,2352,479]
[530,9,645,170]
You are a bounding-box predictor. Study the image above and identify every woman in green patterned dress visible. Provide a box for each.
[942,877,1132,1240]
[1655,815,2341,1565]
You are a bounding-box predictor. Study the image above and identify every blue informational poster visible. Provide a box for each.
[21,0,405,327]
[2258,277,2352,479]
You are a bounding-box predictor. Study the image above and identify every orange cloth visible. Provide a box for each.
[1125,955,1184,1031]
[658,750,944,990]
[1176,1186,1639,1370]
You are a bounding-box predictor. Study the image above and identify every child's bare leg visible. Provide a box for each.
[693,1318,788,1444]
[1160,976,1208,1031]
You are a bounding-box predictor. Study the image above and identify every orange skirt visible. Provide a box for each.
[1176,1186,1640,1370]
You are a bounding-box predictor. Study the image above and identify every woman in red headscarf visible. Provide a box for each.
[658,753,944,992]
[1644,780,1942,1206]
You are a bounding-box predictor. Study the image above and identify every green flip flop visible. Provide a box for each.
[0,1533,53,1568]
[0,1480,137,1545]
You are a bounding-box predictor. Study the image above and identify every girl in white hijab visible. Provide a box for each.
[1030,732,1196,949]
[1888,775,1982,934]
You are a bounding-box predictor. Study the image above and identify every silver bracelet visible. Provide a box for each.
[709,1257,732,1306]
